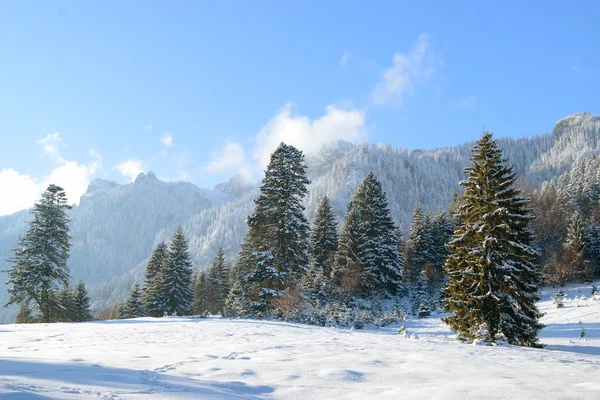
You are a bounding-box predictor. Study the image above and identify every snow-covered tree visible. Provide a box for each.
[73,281,93,322]
[144,242,169,317]
[332,172,403,298]
[444,132,543,347]
[237,143,310,312]
[161,227,194,316]
[5,184,72,322]
[563,212,592,283]
[56,284,76,322]
[404,203,431,284]
[123,282,146,318]
[224,279,251,317]
[304,196,338,300]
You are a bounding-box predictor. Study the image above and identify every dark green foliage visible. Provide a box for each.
[15,301,36,324]
[404,203,430,284]
[5,184,72,323]
[161,227,194,315]
[73,281,93,322]
[123,282,146,318]
[144,242,169,317]
[56,284,76,322]
[304,196,338,301]
[563,213,592,283]
[224,279,251,317]
[443,132,543,347]
[237,143,310,311]
[333,172,403,298]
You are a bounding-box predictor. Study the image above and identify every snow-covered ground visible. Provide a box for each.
[1,283,599,399]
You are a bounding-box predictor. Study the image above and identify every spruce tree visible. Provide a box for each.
[5,184,72,322]
[161,227,194,315]
[124,282,147,318]
[443,132,542,347]
[332,172,403,297]
[304,196,338,300]
[224,279,251,317]
[237,143,310,311]
[430,208,453,281]
[144,242,169,317]
[73,281,93,322]
[310,196,339,277]
[563,212,591,283]
[404,203,429,284]
[193,270,209,314]
[205,247,230,313]
[56,284,76,322]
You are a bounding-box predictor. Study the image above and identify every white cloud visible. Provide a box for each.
[450,95,476,109]
[253,103,366,168]
[339,51,351,68]
[36,132,65,163]
[372,34,437,106]
[0,169,41,216]
[204,141,247,173]
[205,103,367,176]
[0,139,103,215]
[160,132,174,147]
[113,159,144,182]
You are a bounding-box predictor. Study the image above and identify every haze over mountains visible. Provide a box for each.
[1,112,599,322]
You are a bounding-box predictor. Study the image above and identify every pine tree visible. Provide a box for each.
[237,143,310,311]
[124,282,146,318]
[73,281,93,322]
[304,196,338,300]
[413,274,431,318]
[193,270,209,314]
[224,279,251,317]
[430,208,453,282]
[404,203,428,284]
[443,132,543,347]
[563,212,592,283]
[144,242,169,317]
[5,184,72,323]
[332,172,403,298]
[310,196,339,276]
[56,284,76,322]
[161,227,194,315]
[204,247,230,313]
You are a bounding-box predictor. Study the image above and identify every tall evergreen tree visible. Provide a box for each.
[404,203,428,284]
[332,172,403,297]
[56,284,76,322]
[144,242,169,317]
[237,143,310,311]
[73,281,93,322]
[209,247,230,306]
[161,227,194,315]
[123,282,146,318]
[563,212,591,283]
[309,196,339,276]
[5,184,72,322]
[443,132,542,347]
[193,270,210,314]
[430,208,453,281]
[304,196,339,299]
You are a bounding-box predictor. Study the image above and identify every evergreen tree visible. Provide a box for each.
[15,302,36,324]
[310,196,339,276]
[430,208,453,281]
[124,282,146,318]
[404,203,428,284]
[205,247,230,313]
[414,274,432,318]
[224,279,251,317]
[193,270,210,314]
[144,242,169,317]
[161,227,194,315]
[237,143,310,311]
[5,185,72,322]
[304,196,338,300]
[332,172,403,297]
[563,213,592,283]
[73,281,93,322]
[56,284,76,322]
[443,132,542,347]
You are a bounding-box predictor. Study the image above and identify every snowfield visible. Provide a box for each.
[1,284,599,399]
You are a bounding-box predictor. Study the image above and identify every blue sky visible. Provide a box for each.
[0,0,599,214]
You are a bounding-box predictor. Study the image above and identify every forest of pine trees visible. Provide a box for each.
[8,136,600,348]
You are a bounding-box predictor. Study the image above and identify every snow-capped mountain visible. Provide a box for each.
[0,112,599,322]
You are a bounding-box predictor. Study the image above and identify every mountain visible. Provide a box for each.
[1,112,599,322]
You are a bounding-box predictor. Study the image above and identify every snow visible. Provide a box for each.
[1,282,599,399]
